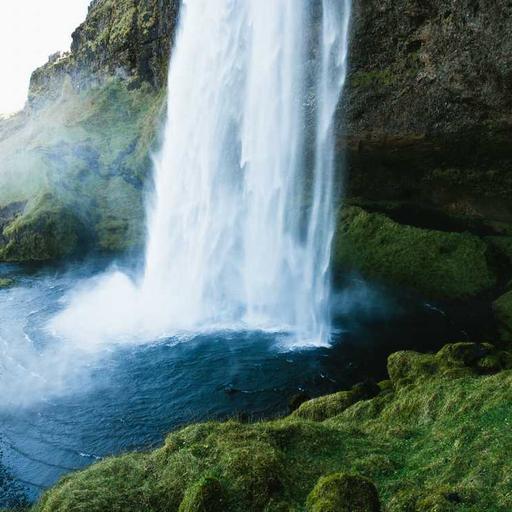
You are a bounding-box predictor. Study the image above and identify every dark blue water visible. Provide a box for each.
[0,259,483,507]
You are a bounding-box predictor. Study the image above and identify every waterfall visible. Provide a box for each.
[50,0,352,347]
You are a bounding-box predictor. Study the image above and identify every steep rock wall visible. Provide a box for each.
[344,0,512,229]
[29,0,180,105]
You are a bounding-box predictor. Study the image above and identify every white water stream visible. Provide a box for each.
[51,0,352,347]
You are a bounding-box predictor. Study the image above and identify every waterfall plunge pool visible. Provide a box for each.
[0,258,482,506]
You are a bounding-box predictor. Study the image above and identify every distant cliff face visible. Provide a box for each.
[29,0,180,105]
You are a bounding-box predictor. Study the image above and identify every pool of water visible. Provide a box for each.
[0,259,478,507]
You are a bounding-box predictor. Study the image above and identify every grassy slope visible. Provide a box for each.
[31,343,512,512]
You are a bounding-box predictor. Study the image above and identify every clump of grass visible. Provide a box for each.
[306,473,381,512]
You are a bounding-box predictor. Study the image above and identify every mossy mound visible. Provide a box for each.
[334,206,497,300]
[178,477,226,512]
[306,473,380,512]
[33,342,512,511]
[387,342,512,388]
[292,381,380,421]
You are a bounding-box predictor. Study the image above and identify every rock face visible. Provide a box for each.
[343,0,512,228]
[29,0,180,106]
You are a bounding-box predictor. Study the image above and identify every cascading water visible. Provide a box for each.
[50,0,352,347]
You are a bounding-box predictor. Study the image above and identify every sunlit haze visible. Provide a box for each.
[0,0,91,115]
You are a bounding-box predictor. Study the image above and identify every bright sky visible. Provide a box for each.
[0,0,91,115]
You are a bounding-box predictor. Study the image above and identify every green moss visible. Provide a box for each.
[34,453,162,512]
[293,381,380,421]
[0,278,14,288]
[387,343,512,389]
[0,79,166,260]
[351,69,395,89]
[178,477,226,512]
[0,194,82,261]
[377,380,393,393]
[334,206,496,300]
[493,291,512,343]
[306,473,380,512]
[32,341,512,511]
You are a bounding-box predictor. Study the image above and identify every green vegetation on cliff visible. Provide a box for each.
[0,79,166,261]
[32,342,512,512]
[334,206,497,300]
[494,291,512,343]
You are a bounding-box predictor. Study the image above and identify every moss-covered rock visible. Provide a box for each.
[29,0,180,106]
[178,477,226,512]
[306,473,380,512]
[0,278,14,288]
[493,291,512,343]
[0,194,82,261]
[288,392,311,413]
[0,80,166,261]
[387,342,512,389]
[292,381,380,421]
[334,206,497,300]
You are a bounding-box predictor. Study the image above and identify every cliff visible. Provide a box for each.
[29,0,179,105]
[344,0,512,231]
[1,0,512,316]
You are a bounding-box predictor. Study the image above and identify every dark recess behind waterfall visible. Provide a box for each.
[28,0,512,232]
